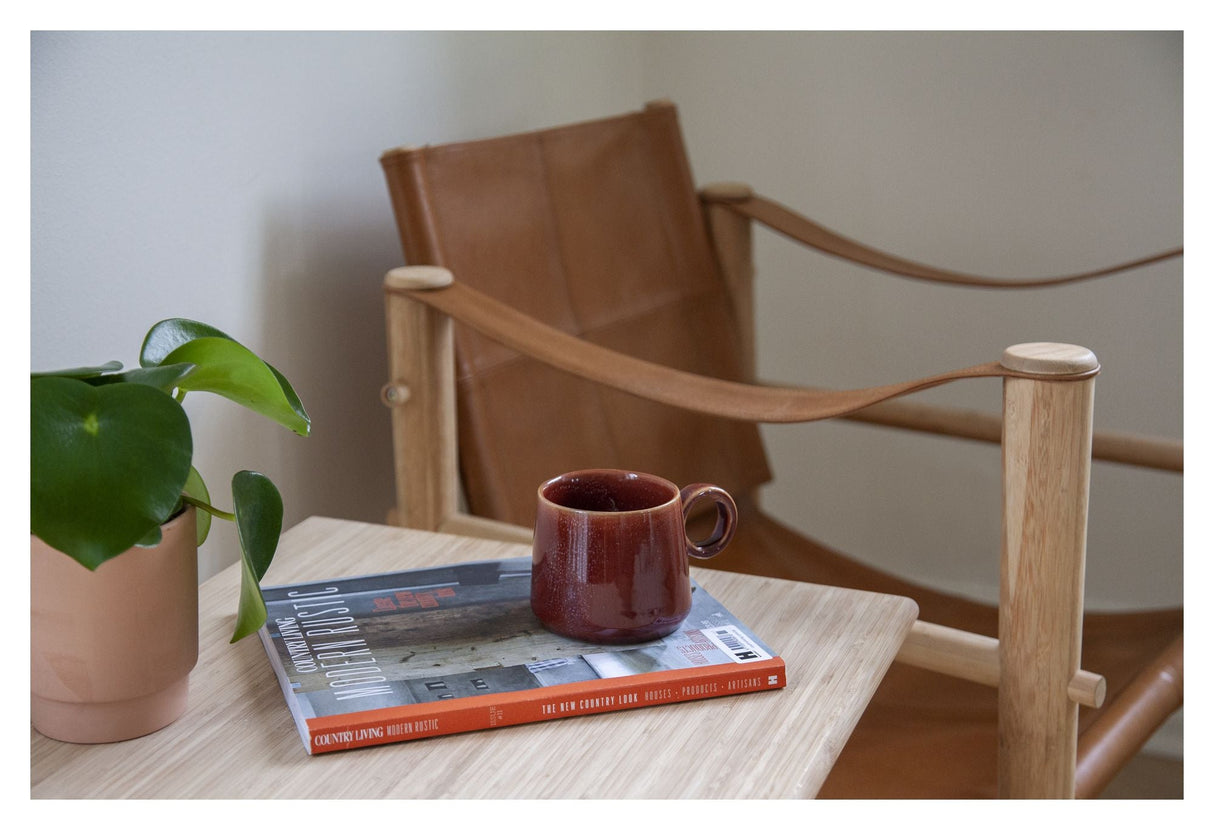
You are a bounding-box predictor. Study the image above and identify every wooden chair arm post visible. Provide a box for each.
[382,266,461,532]
[701,182,758,381]
[999,343,1100,798]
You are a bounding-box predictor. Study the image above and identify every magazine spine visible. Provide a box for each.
[303,658,786,754]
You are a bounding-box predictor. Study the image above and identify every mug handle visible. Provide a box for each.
[679,484,738,560]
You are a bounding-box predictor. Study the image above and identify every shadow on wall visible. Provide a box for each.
[231,32,648,543]
[256,188,402,533]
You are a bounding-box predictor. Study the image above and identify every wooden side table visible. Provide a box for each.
[31,517,917,798]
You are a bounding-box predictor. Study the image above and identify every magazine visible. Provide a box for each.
[258,557,786,754]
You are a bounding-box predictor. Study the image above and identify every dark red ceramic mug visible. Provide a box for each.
[531,469,738,644]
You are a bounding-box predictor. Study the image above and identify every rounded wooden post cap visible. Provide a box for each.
[385,266,455,290]
[1000,342,1099,376]
[700,182,754,202]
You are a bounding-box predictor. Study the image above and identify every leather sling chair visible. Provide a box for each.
[377,101,1182,798]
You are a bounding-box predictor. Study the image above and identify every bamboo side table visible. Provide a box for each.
[31,517,917,798]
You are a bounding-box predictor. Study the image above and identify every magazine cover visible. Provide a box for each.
[258,557,786,754]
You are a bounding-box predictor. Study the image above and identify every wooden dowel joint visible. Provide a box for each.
[380,383,411,407]
[896,620,1105,709]
[1070,670,1107,710]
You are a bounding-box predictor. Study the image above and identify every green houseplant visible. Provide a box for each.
[31,318,310,742]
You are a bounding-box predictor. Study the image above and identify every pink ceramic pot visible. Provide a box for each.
[31,507,199,743]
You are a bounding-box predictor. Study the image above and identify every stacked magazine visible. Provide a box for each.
[258,556,786,754]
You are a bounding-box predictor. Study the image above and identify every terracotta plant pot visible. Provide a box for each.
[31,506,199,743]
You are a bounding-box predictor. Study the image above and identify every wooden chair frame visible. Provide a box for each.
[380,162,1181,798]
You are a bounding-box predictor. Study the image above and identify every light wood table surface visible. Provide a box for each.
[31,516,917,799]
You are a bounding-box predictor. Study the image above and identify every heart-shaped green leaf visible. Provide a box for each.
[31,361,196,394]
[134,524,163,548]
[232,555,267,644]
[89,363,196,392]
[183,466,213,547]
[266,363,310,434]
[31,361,124,380]
[141,319,309,437]
[31,377,193,569]
[163,337,310,436]
[228,470,283,642]
[140,319,230,367]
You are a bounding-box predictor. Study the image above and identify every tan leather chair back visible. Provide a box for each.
[381,103,770,528]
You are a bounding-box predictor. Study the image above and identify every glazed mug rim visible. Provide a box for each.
[537,468,681,516]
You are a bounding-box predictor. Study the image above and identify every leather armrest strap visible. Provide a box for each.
[708,191,1182,288]
[388,278,1097,425]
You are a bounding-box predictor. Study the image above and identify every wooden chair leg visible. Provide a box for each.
[999,342,1099,798]
[382,266,460,532]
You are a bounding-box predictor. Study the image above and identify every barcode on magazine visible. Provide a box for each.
[703,625,771,663]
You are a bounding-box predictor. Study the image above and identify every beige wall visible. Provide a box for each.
[644,31,1182,613]
[32,29,1181,750]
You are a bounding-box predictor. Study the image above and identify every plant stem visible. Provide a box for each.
[180,494,235,523]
